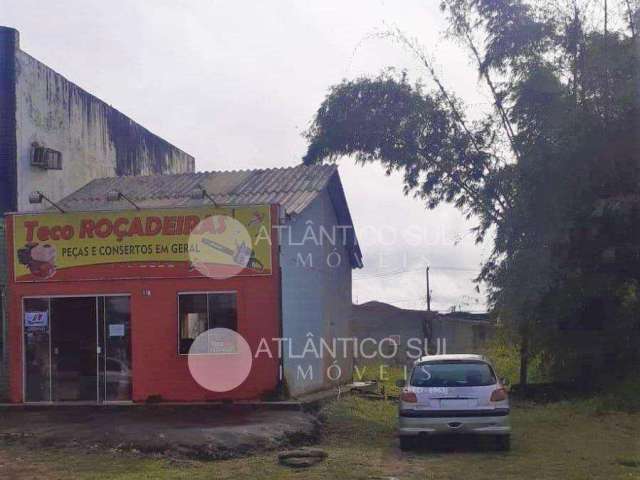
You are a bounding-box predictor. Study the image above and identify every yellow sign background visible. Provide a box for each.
[12,205,272,282]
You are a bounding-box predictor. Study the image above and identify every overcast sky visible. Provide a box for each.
[2,0,495,312]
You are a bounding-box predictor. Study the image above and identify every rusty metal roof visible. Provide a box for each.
[57,163,363,267]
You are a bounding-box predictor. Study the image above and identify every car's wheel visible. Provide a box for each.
[495,435,511,451]
[399,436,417,451]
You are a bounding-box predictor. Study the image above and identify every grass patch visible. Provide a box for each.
[581,377,640,413]
[617,457,640,468]
[322,396,396,443]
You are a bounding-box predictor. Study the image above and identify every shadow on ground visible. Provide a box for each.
[401,435,509,454]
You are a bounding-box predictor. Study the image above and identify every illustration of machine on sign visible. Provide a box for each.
[201,238,264,271]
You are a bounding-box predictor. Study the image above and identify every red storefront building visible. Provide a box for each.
[4,165,360,404]
[6,203,280,403]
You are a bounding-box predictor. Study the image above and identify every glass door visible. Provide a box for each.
[23,295,132,403]
[98,296,132,402]
[23,298,51,402]
[51,297,98,402]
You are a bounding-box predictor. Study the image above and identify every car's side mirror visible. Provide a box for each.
[500,377,510,386]
[395,379,406,388]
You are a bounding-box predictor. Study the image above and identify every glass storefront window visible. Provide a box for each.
[178,293,238,354]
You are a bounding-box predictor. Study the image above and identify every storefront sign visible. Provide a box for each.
[24,311,49,329]
[12,205,272,282]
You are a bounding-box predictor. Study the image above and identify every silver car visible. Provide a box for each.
[397,354,511,450]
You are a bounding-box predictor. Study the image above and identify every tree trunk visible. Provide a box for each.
[519,334,529,393]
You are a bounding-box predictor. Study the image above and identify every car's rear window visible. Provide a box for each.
[410,361,496,387]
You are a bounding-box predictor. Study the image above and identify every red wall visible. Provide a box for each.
[5,206,281,403]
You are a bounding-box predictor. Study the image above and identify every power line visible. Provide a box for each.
[353,267,421,280]
[353,265,480,280]
[357,296,488,313]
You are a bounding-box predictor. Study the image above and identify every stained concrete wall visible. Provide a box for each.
[0,26,195,399]
[430,314,495,354]
[352,301,429,366]
[0,28,18,217]
[281,190,354,397]
[13,49,195,212]
[1,26,195,215]
[352,304,495,366]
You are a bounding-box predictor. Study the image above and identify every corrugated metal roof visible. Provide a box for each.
[58,164,338,215]
[55,164,363,268]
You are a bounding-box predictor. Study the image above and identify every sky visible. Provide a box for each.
[2,0,495,312]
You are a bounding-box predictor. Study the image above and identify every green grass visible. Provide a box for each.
[578,377,640,414]
[2,395,639,480]
[617,458,640,468]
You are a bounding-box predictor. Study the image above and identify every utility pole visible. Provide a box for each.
[605,0,608,38]
[424,266,433,356]
[426,266,431,312]
[604,0,610,121]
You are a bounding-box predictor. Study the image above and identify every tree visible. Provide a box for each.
[304,0,640,387]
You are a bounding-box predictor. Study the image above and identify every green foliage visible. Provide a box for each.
[304,0,640,387]
[303,71,503,235]
[482,327,548,385]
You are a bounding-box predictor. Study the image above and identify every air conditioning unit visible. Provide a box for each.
[31,146,63,170]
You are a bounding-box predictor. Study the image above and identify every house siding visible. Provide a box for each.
[281,190,353,397]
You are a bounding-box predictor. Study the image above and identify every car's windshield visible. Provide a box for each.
[410,361,496,387]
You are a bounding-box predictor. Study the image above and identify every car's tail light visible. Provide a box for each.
[490,388,508,402]
[400,391,417,403]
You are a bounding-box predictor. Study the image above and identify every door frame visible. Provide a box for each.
[21,293,132,404]
[98,295,134,404]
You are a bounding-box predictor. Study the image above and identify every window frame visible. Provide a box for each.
[177,290,239,356]
[410,360,497,388]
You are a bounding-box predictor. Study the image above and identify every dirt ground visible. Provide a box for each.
[0,404,319,460]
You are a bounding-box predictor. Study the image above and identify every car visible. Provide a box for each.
[397,354,511,451]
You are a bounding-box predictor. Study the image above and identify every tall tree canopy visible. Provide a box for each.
[304,0,640,385]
